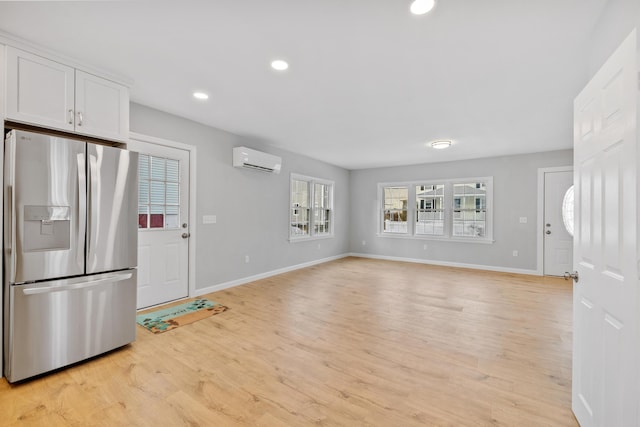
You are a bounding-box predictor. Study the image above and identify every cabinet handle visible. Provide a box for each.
[77,111,83,126]
[68,109,74,125]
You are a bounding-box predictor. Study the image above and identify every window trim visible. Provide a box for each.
[290,173,335,242]
[377,176,494,243]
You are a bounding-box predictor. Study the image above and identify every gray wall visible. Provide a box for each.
[130,103,350,290]
[348,150,573,272]
[128,0,635,287]
[587,0,640,75]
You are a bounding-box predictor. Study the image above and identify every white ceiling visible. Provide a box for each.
[0,1,607,170]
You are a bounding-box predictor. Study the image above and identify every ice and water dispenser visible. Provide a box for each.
[23,205,71,252]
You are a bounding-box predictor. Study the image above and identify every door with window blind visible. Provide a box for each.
[131,140,190,309]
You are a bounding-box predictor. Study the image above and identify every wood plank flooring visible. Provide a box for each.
[0,257,578,426]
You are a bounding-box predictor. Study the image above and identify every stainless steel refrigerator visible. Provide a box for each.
[3,129,138,382]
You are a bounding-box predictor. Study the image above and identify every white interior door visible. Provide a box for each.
[130,139,190,309]
[543,170,573,276]
[572,30,638,427]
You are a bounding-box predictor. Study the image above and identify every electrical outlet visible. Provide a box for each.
[245,255,250,263]
[423,244,428,250]
[519,217,527,224]
[512,250,518,257]
[362,240,366,246]
[317,243,321,250]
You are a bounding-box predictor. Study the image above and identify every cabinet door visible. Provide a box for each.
[5,47,75,132]
[75,70,129,142]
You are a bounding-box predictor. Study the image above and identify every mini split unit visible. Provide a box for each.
[232,146,282,174]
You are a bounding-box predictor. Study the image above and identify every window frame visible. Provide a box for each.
[381,185,410,235]
[451,180,490,239]
[377,176,494,243]
[289,173,335,242]
[415,183,446,237]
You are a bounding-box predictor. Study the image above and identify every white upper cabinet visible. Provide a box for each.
[6,47,75,132]
[75,70,129,142]
[5,46,129,142]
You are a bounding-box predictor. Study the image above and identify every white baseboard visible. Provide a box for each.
[194,253,351,296]
[194,251,540,298]
[348,252,541,276]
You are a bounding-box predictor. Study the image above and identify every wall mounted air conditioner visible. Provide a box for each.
[232,146,282,174]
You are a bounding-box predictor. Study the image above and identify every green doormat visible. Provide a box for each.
[136,298,229,334]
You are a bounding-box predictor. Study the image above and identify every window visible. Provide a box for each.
[453,182,487,237]
[290,174,334,240]
[379,177,493,242]
[138,154,180,229]
[290,179,310,236]
[382,186,408,233]
[416,184,445,236]
[314,182,332,235]
[562,185,574,236]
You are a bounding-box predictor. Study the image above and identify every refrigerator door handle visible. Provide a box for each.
[87,154,98,264]
[8,186,17,284]
[77,153,87,268]
[6,132,17,283]
[21,272,134,295]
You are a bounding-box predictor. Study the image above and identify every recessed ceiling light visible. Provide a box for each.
[271,60,289,71]
[431,140,452,149]
[193,92,209,100]
[410,0,436,15]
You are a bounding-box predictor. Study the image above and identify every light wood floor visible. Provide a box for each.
[0,257,577,426]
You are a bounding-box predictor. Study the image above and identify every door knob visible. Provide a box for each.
[181,232,191,239]
[546,230,551,235]
[564,271,579,283]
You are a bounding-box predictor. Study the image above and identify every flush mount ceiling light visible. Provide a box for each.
[430,140,452,149]
[410,0,436,15]
[271,59,289,71]
[193,92,209,100]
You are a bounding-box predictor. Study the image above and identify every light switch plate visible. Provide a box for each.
[519,217,527,223]
[203,215,217,224]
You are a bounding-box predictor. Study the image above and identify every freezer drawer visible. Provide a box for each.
[4,270,137,382]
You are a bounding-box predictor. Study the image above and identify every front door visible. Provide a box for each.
[543,170,573,276]
[129,138,191,309]
[572,30,638,426]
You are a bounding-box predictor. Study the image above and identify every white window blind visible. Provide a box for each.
[139,154,181,229]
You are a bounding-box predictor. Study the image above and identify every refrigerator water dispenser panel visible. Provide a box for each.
[23,205,71,252]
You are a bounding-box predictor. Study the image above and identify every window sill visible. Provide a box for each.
[289,234,335,243]
[377,233,494,244]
